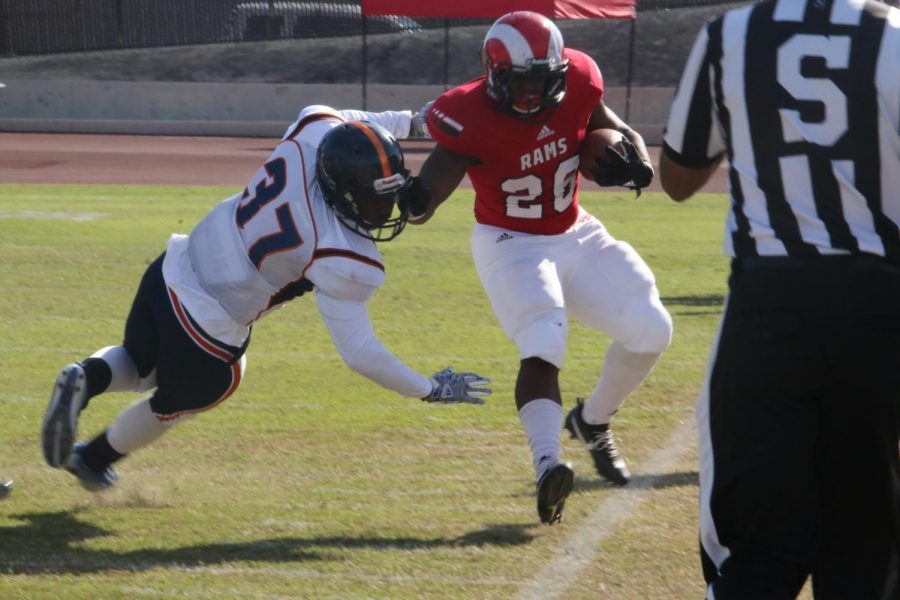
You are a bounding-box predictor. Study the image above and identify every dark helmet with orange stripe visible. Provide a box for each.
[316,121,411,242]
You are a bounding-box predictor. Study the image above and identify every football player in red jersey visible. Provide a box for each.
[405,11,673,524]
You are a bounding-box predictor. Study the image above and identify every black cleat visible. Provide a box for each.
[0,479,11,498]
[536,462,574,525]
[65,442,118,492]
[565,398,631,486]
[42,363,87,468]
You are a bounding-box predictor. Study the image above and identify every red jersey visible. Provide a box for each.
[428,49,603,235]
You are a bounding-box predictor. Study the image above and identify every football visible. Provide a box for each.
[579,128,626,179]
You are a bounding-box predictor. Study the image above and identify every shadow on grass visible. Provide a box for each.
[660,294,725,317]
[661,294,725,307]
[0,511,536,575]
[573,469,699,491]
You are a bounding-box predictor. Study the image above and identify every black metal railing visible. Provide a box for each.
[0,0,749,57]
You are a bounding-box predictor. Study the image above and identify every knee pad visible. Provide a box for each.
[623,300,673,354]
[514,309,568,369]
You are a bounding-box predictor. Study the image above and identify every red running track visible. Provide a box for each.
[0,132,730,193]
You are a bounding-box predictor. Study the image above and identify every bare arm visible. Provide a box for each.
[658,150,723,202]
[585,100,654,192]
[409,144,478,224]
[587,100,651,164]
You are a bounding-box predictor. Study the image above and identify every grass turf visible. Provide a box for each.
[0,183,742,599]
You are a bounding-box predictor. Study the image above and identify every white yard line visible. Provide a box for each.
[7,561,519,589]
[516,418,697,600]
[7,420,696,595]
[0,210,107,221]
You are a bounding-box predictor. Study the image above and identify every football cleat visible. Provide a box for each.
[536,462,574,525]
[0,479,12,499]
[65,442,118,492]
[42,363,88,468]
[565,398,631,486]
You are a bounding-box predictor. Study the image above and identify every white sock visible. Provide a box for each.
[582,342,661,425]
[518,398,563,481]
[106,397,171,455]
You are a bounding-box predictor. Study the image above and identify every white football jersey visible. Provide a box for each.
[161,105,434,398]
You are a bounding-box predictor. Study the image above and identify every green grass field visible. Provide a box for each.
[0,183,737,599]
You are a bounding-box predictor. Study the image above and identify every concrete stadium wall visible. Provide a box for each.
[0,79,674,142]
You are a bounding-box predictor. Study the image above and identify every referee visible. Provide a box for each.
[659,0,900,597]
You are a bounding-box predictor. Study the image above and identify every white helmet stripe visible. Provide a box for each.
[485,22,564,67]
[547,25,564,62]
[488,23,538,65]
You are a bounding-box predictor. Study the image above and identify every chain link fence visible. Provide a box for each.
[0,0,747,57]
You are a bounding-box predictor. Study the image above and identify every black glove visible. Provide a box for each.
[590,139,654,196]
[401,176,432,220]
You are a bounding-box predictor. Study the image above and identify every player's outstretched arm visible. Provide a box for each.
[315,291,490,404]
[406,145,476,224]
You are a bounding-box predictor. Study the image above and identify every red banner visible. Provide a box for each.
[361,0,635,20]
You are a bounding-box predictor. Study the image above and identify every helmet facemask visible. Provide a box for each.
[482,11,569,119]
[487,60,568,117]
[334,171,411,242]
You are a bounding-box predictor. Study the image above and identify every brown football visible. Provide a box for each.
[579,128,626,179]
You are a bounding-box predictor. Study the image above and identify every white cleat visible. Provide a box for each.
[42,363,87,468]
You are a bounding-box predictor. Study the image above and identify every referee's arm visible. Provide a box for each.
[659,22,726,202]
[659,150,722,202]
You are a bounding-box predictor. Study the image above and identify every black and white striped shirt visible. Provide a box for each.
[663,0,900,261]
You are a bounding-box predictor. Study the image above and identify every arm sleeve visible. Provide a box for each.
[337,109,414,140]
[283,105,413,141]
[662,23,726,167]
[315,290,433,398]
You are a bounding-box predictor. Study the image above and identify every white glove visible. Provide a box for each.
[410,100,434,139]
[422,367,491,405]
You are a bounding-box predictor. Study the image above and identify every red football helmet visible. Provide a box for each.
[482,11,569,117]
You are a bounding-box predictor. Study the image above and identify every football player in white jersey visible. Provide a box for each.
[41,105,491,491]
